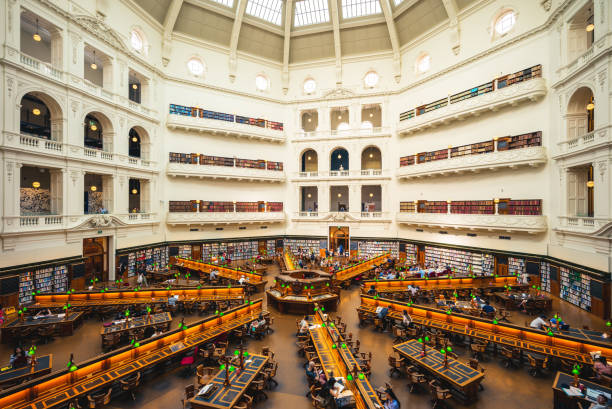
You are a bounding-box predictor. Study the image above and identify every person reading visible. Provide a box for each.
[9,347,29,369]
[530,315,548,331]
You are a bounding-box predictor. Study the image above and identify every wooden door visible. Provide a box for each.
[192,244,201,261]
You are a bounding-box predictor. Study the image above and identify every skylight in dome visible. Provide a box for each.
[294,0,330,27]
[246,0,283,25]
[210,0,234,7]
[341,0,382,19]
[393,0,403,5]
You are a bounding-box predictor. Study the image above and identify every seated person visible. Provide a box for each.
[517,298,528,313]
[401,310,412,329]
[305,361,317,381]
[436,294,446,307]
[298,316,309,336]
[482,301,496,314]
[35,308,53,319]
[583,394,610,409]
[238,275,249,285]
[366,285,377,296]
[209,269,218,280]
[376,306,389,321]
[10,347,29,369]
[530,315,549,331]
[549,316,569,330]
[382,387,401,409]
[594,356,612,378]
[386,271,396,280]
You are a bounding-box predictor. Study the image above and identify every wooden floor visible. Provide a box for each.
[1,262,608,409]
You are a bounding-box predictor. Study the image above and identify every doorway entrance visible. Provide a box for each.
[329,226,349,255]
[83,237,109,283]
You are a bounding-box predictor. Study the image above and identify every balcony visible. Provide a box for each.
[166,115,285,143]
[398,77,547,136]
[293,127,392,142]
[167,163,285,182]
[397,146,547,179]
[554,126,611,160]
[1,213,158,234]
[292,169,391,181]
[554,36,611,86]
[555,216,612,236]
[166,211,285,226]
[292,212,392,223]
[1,132,158,172]
[396,212,547,233]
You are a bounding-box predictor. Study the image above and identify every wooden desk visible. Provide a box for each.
[334,253,389,283]
[266,290,338,314]
[283,251,296,271]
[29,287,244,311]
[494,292,552,310]
[552,371,612,409]
[308,309,382,409]
[362,275,527,294]
[394,340,484,402]
[358,296,612,364]
[100,312,172,337]
[0,356,52,388]
[2,313,83,343]
[189,354,268,409]
[0,300,266,409]
[173,258,265,291]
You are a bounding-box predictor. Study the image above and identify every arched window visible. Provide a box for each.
[84,114,103,150]
[20,94,51,139]
[130,28,148,54]
[494,10,516,35]
[566,87,595,139]
[361,146,381,170]
[301,149,318,172]
[330,148,349,171]
[129,128,141,158]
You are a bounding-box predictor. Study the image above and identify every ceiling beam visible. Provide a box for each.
[380,0,401,83]
[441,0,460,55]
[282,0,294,94]
[161,0,184,66]
[229,0,248,82]
[329,0,342,84]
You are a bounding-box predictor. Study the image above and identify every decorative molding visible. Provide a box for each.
[398,78,547,136]
[73,15,129,54]
[541,0,552,12]
[323,87,356,100]
[396,212,548,233]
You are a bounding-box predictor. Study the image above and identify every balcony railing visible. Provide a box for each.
[2,132,158,171]
[293,169,389,180]
[555,216,612,235]
[292,211,391,222]
[555,126,611,158]
[396,212,547,233]
[295,127,391,140]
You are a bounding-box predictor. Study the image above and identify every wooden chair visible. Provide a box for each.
[470,342,487,361]
[497,309,511,323]
[264,362,278,389]
[374,318,384,332]
[352,339,361,355]
[429,380,452,409]
[468,359,485,390]
[388,356,404,378]
[87,388,112,409]
[119,372,140,401]
[249,379,268,402]
[182,384,195,409]
[238,394,253,409]
[526,354,548,377]
[406,366,427,393]
[501,347,520,369]
[393,326,406,344]
[196,365,215,388]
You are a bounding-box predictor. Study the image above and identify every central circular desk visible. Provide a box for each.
[266,269,339,314]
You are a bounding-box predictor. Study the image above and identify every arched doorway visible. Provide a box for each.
[566,87,594,139]
[330,148,349,171]
[329,226,349,256]
[301,149,318,172]
[83,237,109,283]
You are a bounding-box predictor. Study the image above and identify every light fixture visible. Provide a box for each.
[587,97,594,111]
[33,18,41,42]
[494,198,499,204]
[131,136,138,142]
[446,200,451,204]
[586,24,594,32]
[337,115,342,120]
[587,180,594,188]
[90,51,97,70]
[32,181,41,188]
[308,118,312,122]
[369,193,374,198]
[369,113,373,118]
[90,123,98,131]
[131,188,138,194]
[307,193,312,198]
[337,193,342,198]
[32,108,41,116]
[132,83,138,90]
[369,153,373,158]
[90,186,97,192]
[337,154,342,159]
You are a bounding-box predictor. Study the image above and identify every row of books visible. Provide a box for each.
[508,257,526,277]
[169,152,283,171]
[200,241,259,260]
[399,64,542,121]
[450,200,495,215]
[560,267,591,311]
[540,262,551,293]
[169,104,284,131]
[126,247,169,276]
[399,202,416,213]
[168,201,284,213]
[402,243,417,265]
[399,131,542,167]
[502,200,542,216]
[357,241,399,258]
[285,239,320,254]
[399,199,542,215]
[19,265,68,304]
[424,246,494,275]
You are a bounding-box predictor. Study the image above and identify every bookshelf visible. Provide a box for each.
[398,64,542,122]
[267,202,284,212]
[267,161,283,171]
[266,240,276,255]
[169,201,194,212]
[169,152,284,171]
[403,243,417,265]
[417,149,448,163]
[508,257,526,278]
[358,241,398,258]
[201,155,234,167]
[497,131,542,151]
[424,246,493,276]
[235,159,266,169]
[560,267,591,311]
[418,201,447,214]
[169,103,283,131]
[200,201,234,212]
[482,254,494,275]
[399,155,415,167]
[236,202,259,212]
[285,239,320,255]
[540,262,551,293]
[450,141,494,158]
[507,200,542,215]
[19,272,34,304]
[450,200,494,215]
[399,202,416,213]
[178,245,192,259]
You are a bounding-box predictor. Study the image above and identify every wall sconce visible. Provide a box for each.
[587,180,594,188]
[32,181,41,188]
[413,200,418,204]
[196,200,200,204]
[494,198,499,204]
[307,156,312,161]
[90,186,97,192]
[446,200,451,204]
[32,108,41,116]
[337,154,342,159]
[587,99,595,111]
[90,123,98,131]
[369,153,373,158]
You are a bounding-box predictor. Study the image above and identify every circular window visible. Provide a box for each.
[495,11,516,35]
[303,78,316,94]
[364,71,379,88]
[416,54,431,73]
[255,74,269,91]
[130,30,143,51]
[187,58,205,76]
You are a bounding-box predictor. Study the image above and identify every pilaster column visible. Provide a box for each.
[319,106,330,133]
[67,31,83,79]
[349,102,360,129]
[320,183,330,213]
[49,169,65,215]
[594,160,610,219]
[349,184,360,214]
[594,0,609,43]
[67,169,84,215]
[113,175,125,214]
[50,30,63,70]
[3,0,21,63]
[102,57,114,93]
[102,174,115,214]
[3,162,22,217]
[141,179,151,213]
